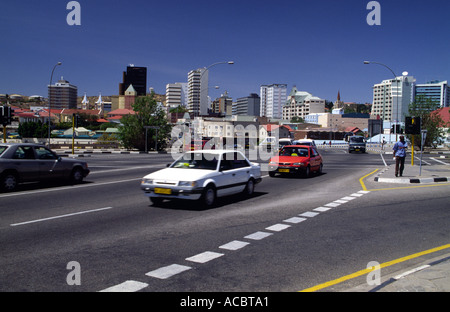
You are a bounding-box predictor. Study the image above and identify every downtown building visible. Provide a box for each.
[119,65,147,96]
[413,80,449,108]
[188,68,208,116]
[260,84,287,118]
[166,82,188,109]
[233,93,260,116]
[48,77,78,109]
[370,75,416,123]
[282,86,325,121]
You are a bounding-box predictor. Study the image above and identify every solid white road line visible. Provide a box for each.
[10,207,114,227]
[393,265,430,280]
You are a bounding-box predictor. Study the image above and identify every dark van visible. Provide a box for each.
[348,136,366,153]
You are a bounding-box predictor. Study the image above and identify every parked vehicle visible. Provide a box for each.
[348,136,366,153]
[141,150,262,207]
[0,143,90,192]
[268,145,323,177]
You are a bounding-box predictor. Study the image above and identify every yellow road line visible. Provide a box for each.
[359,169,378,191]
[358,168,450,192]
[300,243,450,292]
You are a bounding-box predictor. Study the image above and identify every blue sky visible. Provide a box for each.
[1,0,449,104]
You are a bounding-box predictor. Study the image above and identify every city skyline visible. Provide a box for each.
[1,0,449,104]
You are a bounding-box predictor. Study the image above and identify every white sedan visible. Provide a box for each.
[141,150,261,207]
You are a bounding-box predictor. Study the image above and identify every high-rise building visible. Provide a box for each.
[188,68,208,116]
[413,80,449,108]
[119,65,147,96]
[260,84,287,118]
[166,82,188,108]
[48,77,78,109]
[233,93,260,116]
[370,75,416,122]
[211,91,233,116]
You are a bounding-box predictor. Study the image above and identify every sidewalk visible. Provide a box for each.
[373,157,450,184]
[347,253,450,292]
[355,153,450,292]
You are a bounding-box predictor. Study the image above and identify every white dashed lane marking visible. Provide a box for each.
[100,280,149,292]
[186,251,224,264]
[244,231,273,240]
[99,190,372,291]
[219,240,250,251]
[283,217,307,224]
[145,264,192,279]
[266,223,291,232]
[299,211,319,218]
[314,207,331,212]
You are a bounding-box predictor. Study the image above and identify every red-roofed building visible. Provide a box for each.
[432,107,450,126]
[259,124,292,139]
[107,108,135,123]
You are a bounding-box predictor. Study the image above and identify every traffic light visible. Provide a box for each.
[0,106,13,126]
[405,117,421,135]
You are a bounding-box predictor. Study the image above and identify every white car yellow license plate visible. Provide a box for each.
[154,188,172,195]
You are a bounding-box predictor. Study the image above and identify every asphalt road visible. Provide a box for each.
[0,149,449,294]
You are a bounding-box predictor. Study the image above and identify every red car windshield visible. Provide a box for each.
[280,147,309,157]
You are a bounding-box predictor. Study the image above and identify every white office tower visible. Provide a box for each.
[188,68,209,116]
[370,75,416,123]
[166,83,188,108]
[260,84,287,118]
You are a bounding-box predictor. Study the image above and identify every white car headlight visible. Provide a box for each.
[179,181,197,187]
[269,161,277,165]
[141,179,153,185]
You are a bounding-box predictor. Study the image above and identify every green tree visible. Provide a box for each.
[290,116,304,123]
[18,121,48,138]
[407,96,447,148]
[118,94,172,151]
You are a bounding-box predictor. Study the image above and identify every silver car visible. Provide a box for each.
[0,143,90,191]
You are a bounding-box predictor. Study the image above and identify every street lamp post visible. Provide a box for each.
[364,61,399,141]
[198,61,233,117]
[48,62,62,147]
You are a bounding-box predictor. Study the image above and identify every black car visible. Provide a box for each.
[0,143,90,191]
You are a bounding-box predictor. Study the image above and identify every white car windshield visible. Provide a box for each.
[171,153,219,170]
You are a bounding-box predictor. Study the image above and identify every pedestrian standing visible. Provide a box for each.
[393,135,407,177]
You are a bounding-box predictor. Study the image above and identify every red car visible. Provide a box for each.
[268,145,323,177]
[184,140,207,151]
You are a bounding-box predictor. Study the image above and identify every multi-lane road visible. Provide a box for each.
[1,149,449,295]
